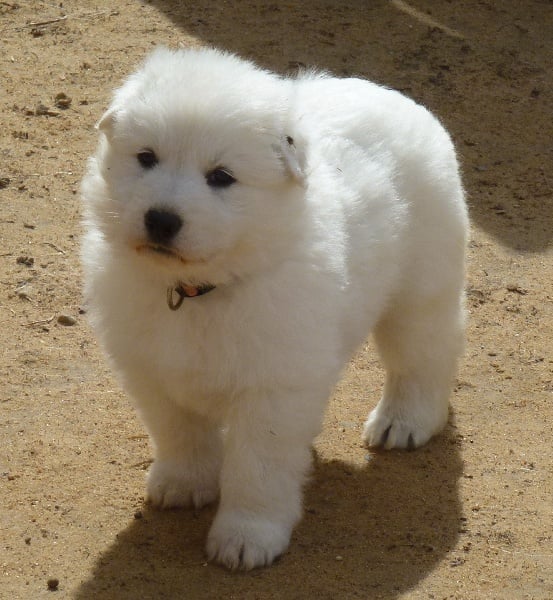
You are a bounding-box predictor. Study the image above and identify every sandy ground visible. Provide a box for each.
[1,1,552,598]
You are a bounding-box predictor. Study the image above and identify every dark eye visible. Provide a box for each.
[206,167,236,188]
[137,149,158,169]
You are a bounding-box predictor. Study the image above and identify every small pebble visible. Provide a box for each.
[506,284,527,295]
[16,255,34,266]
[134,510,143,520]
[35,103,50,115]
[47,578,59,591]
[35,103,59,117]
[57,315,76,326]
[54,92,72,109]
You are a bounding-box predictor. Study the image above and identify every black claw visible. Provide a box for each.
[380,425,392,446]
[238,545,245,567]
[407,433,416,451]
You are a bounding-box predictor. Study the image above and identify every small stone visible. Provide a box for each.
[47,578,59,591]
[57,314,76,326]
[35,103,59,117]
[54,93,72,109]
[16,289,32,302]
[506,284,528,295]
[450,557,465,567]
[134,510,143,520]
[16,255,34,266]
[35,103,50,115]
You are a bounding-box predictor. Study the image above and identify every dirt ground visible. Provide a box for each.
[1,1,552,598]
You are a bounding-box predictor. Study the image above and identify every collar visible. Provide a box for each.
[166,283,216,310]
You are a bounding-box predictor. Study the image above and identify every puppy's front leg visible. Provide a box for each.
[207,389,323,570]
[132,392,223,510]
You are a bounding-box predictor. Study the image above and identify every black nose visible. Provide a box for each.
[144,209,183,245]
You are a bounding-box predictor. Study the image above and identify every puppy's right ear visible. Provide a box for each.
[96,108,116,136]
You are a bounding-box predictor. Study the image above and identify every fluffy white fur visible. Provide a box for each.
[81,47,468,570]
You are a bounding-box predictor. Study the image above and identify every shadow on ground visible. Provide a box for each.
[75,425,462,599]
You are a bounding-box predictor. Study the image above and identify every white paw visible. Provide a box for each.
[147,458,220,509]
[206,510,292,570]
[362,400,447,450]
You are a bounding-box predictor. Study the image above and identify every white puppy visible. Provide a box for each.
[81,47,468,570]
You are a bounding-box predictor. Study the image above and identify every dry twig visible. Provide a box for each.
[3,9,119,33]
[26,315,56,327]
[28,16,67,27]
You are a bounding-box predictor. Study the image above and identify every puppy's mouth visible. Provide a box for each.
[135,243,196,265]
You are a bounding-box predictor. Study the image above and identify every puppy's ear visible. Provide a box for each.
[96,108,117,136]
[279,134,306,182]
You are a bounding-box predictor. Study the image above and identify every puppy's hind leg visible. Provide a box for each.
[363,293,465,450]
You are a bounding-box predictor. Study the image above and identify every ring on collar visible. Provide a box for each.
[166,283,216,310]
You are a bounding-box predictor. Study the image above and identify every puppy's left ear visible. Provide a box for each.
[279,134,306,182]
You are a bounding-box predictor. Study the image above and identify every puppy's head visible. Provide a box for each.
[84,47,306,288]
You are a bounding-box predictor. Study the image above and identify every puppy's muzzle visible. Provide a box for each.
[144,208,183,246]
